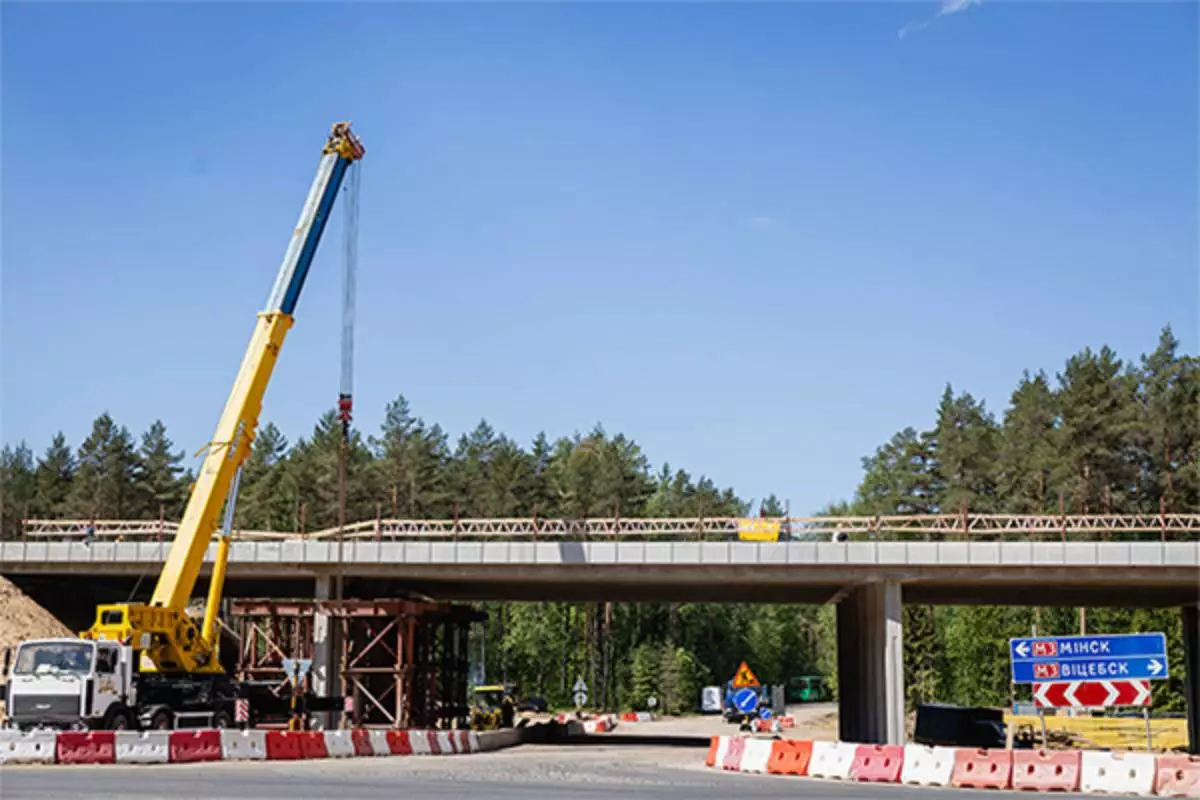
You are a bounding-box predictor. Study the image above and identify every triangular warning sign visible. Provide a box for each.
[732,660,760,689]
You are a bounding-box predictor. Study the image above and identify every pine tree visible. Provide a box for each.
[997,371,1060,512]
[1138,326,1200,512]
[1055,346,1140,514]
[0,443,36,539]
[238,422,294,531]
[33,432,75,518]
[67,413,139,519]
[933,385,1000,514]
[132,420,188,520]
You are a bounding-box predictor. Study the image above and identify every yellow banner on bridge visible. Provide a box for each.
[737,518,782,542]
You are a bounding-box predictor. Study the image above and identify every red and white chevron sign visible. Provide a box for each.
[1034,679,1151,708]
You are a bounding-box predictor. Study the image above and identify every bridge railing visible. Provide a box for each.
[18,513,1200,543]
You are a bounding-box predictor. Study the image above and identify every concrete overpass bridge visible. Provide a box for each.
[4,513,1199,749]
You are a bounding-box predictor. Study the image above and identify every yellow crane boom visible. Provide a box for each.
[81,123,365,674]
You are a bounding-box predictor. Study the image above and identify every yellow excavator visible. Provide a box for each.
[0,123,365,731]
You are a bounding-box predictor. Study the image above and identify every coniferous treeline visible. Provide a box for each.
[0,325,1195,711]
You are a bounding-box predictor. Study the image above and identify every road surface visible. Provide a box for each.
[1,741,1073,800]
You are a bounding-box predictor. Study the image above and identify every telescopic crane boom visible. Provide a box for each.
[81,122,365,675]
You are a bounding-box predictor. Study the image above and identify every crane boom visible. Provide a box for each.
[82,122,365,675]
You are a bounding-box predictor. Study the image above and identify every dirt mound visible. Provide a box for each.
[0,576,73,654]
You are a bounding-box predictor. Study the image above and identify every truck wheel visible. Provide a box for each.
[211,710,233,729]
[103,706,133,731]
[148,709,173,731]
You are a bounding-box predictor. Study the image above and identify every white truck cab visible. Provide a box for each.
[2,638,135,730]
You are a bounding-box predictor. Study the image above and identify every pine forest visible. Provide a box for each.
[1,326,1196,713]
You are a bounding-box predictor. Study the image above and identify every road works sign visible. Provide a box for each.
[732,661,761,689]
[1009,633,1168,683]
[1034,679,1151,709]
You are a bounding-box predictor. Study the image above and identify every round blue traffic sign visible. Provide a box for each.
[733,688,759,714]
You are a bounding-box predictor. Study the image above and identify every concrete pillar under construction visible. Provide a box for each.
[312,575,339,727]
[836,580,905,745]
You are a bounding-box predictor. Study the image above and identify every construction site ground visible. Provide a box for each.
[0,740,1038,800]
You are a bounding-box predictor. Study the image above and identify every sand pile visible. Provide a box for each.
[0,576,73,655]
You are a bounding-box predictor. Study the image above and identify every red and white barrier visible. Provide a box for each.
[900,744,955,787]
[323,730,357,758]
[808,741,857,780]
[740,738,774,773]
[115,731,170,764]
[1081,751,1157,796]
[0,724,522,769]
[0,730,57,765]
[705,735,1192,798]
[220,729,267,760]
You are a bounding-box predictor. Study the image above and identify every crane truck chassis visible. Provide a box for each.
[0,638,339,731]
[0,122,364,732]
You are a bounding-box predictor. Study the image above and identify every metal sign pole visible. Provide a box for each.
[1038,709,1048,748]
[1144,707,1154,752]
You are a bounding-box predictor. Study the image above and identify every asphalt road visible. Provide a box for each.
[0,742,1076,800]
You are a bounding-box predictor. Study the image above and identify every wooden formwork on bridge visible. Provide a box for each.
[226,597,483,729]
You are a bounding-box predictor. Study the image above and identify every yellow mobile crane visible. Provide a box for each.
[1,123,365,731]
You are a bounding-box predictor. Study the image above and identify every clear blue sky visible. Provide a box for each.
[2,1,1196,515]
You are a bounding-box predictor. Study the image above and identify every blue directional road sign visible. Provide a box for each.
[1009,633,1168,684]
[733,687,759,714]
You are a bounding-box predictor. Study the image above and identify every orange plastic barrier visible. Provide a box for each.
[351,728,373,756]
[778,715,795,729]
[265,730,304,760]
[722,737,746,771]
[852,744,904,783]
[1012,749,1081,792]
[952,748,1013,790]
[705,736,721,768]
[56,731,116,765]
[386,729,412,755]
[169,730,222,763]
[621,712,638,722]
[298,730,328,759]
[1155,755,1200,798]
[767,739,813,776]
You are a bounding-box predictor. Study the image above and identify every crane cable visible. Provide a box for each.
[337,159,361,442]
[335,158,361,603]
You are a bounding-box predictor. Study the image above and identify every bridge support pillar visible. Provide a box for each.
[1184,603,1199,755]
[836,580,904,745]
[312,575,340,727]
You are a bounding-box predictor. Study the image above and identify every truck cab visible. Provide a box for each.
[2,638,135,731]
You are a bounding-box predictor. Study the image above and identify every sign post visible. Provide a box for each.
[1010,632,1168,751]
[573,676,588,709]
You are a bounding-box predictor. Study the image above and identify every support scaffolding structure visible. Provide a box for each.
[227,598,483,729]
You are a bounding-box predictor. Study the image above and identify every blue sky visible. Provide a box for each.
[2,1,1196,515]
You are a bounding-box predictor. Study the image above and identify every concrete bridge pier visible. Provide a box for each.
[836,580,905,745]
[1184,603,1199,755]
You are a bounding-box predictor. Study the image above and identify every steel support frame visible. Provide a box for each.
[228,597,483,729]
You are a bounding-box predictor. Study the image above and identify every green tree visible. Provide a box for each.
[132,420,189,519]
[67,413,139,519]
[0,443,36,539]
[997,371,1060,512]
[33,432,75,519]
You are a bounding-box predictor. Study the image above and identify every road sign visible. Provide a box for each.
[573,676,588,708]
[732,661,761,689]
[1034,680,1151,709]
[1009,633,1168,683]
[733,687,759,714]
[281,658,312,686]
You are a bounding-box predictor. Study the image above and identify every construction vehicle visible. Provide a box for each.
[469,683,516,730]
[0,122,366,732]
